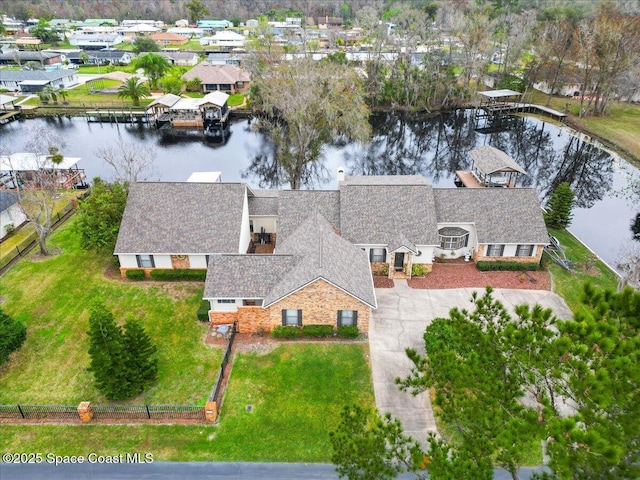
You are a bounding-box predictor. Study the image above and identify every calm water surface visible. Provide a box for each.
[1,111,637,269]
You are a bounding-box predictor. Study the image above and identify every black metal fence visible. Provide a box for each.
[208,322,237,404]
[92,404,205,421]
[0,404,78,420]
[0,404,205,422]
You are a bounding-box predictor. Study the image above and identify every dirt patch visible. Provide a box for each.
[233,334,280,355]
[374,276,394,288]
[29,248,62,261]
[408,263,551,290]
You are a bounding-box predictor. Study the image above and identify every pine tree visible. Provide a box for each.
[122,317,158,396]
[544,181,575,228]
[0,307,27,365]
[87,301,131,400]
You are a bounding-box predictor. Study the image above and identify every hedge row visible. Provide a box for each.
[476,261,541,272]
[149,269,207,281]
[197,300,210,322]
[125,269,145,280]
[271,325,360,339]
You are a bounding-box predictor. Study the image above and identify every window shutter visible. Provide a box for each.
[464,234,469,247]
[150,255,155,268]
[337,311,342,327]
[136,255,141,268]
[281,310,286,326]
[369,249,373,262]
[353,311,358,327]
[499,245,505,256]
[297,310,302,326]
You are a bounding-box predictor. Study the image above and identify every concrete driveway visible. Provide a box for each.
[369,281,573,443]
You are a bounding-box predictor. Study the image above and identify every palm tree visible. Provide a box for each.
[134,54,171,90]
[117,77,151,107]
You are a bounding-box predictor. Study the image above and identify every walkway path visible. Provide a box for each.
[369,282,573,444]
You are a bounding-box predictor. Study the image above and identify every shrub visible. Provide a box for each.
[302,324,334,338]
[374,264,389,276]
[197,300,210,322]
[476,261,540,272]
[149,269,207,281]
[125,269,145,280]
[4,223,15,237]
[271,326,303,339]
[411,263,429,277]
[0,308,27,365]
[337,325,360,339]
[424,318,472,356]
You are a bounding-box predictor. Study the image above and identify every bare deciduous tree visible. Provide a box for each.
[8,127,68,255]
[96,139,155,184]
[616,242,640,291]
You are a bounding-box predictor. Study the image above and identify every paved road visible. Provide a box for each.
[0,461,549,479]
[369,282,573,443]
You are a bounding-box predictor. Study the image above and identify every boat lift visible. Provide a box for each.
[544,235,573,272]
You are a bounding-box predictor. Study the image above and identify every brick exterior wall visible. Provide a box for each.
[389,252,412,279]
[267,279,371,333]
[237,306,270,334]
[171,255,190,269]
[209,311,239,324]
[474,244,544,263]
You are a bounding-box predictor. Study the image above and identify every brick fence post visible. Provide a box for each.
[77,401,93,422]
[204,401,218,422]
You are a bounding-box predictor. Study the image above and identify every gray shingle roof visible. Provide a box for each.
[114,182,246,254]
[433,188,548,244]
[0,191,17,211]
[469,146,526,175]
[204,254,297,298]
[0,70,76,82]
[277,190,340,242]
[248,190,279,216]
[340,183,439,246]
[341,175,430,186]
[266,213,376,308]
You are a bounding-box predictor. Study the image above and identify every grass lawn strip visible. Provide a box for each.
[0,219,221,405]
[1,344,374,462]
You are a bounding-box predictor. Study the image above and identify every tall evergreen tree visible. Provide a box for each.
[87,301,130,400]
[122,317,158,396]
[0,307,27,365]
[544,181,575,228]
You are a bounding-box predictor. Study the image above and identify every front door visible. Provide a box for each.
[394,252,404,271]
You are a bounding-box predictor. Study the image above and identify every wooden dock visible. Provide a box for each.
[483,102,567,120]
[86,109,149,124]
[0,109,22,125]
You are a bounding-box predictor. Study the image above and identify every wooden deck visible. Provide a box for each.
[483,102,567,120]
[0,110,21,125]
[454,170,483,188]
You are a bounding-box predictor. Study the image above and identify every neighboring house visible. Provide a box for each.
[0,69,78,92]
[114,174,548,334]
[118,24,160,38]
[84,50,134,65]
[197,20,233,30]
[155,51,200,66]
[150,33,190,46]
[199,31,246,50]
[83,18,118,26]
[0,191,27,239]
[68,33,124,50]
[166,27,203,38]
[0,93,19,110]
[317,16,344,29]
[182,62,251,94]
[207,53,246,67]
[0,51,62,66]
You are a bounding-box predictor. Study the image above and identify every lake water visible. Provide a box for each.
[1,111,637,270]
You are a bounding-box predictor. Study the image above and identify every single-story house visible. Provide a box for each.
[317,16,344,29]
[83,18,118,26]
[155,51,200,66]
[82,50,134,65]
[197,20,233,30]
[0,50,62,66]
[114,173,549,334]
[118,24,160,38]
[182,62,251,94]
[199,31,246,50]
[68,33,124,50]
[0,69,78,93]
[150,33,189,46]
[206,53,246,67]
[0,191,27,238]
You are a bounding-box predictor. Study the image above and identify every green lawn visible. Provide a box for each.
[546,228,619,314]
[1,343,374,461]
[0,219,221,405]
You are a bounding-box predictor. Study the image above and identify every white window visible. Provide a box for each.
[136,254,155,268]
[516,245,535,257]
[438,227,469,250]
[217,299,236,304]
[337,310,358,327]
[370,248,386,263]
[486,245,505,257]
[282,309,301,326]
